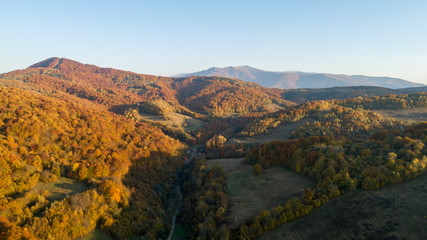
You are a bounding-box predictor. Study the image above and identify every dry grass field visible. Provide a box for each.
[374,107,427,123]
[228,118,314,146]
[34,177,88,201]
[139,112,205,132]
[207,158,314,228]
[259,172,427,240]
[77,229,112,240]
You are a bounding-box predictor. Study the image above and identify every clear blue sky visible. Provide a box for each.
[1,0,427,83]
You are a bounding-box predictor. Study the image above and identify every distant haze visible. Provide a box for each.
[175,66,424,89]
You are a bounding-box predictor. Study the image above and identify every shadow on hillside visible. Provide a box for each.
[106,151,183,239]
[109,104,133,114]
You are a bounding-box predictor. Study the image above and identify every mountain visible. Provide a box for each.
[0,58,295,117]
[2,58,426,120]
[2,58,427,240]
[176,66,424,89]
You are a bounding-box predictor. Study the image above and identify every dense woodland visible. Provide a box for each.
[280,86,401,103]
[180,155,230,239]
[0,58,294,119]
[239,92,427,137]
[1,58,427,239]
[0,88,185,239]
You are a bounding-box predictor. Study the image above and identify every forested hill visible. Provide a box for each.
[2,58,427,118]
[239,92,427,138]
[0,87,186,239]
[281,86,400,103]
[1,58,427,239]
[0,58,295,117]
[281,86,427,103]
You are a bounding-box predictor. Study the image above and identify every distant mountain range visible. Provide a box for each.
[3,58,427,117]
[175,66,424,89]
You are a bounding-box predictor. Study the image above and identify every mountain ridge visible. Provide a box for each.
[175,65,424,89]
[0,57,296,117]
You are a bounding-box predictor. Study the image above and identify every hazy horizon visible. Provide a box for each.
[1,1,427,84]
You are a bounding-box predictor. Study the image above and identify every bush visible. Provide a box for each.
[39,170,58,183]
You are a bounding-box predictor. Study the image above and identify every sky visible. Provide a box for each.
[1,0,427,84]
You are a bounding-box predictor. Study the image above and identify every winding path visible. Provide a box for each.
[167,185,182,240]
[167,146,201,240]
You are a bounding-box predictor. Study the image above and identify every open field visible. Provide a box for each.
[265,103,285,112]
[228,118,314,146]
[140,112,205,132]
[374,107,427,123]
[34,177,88,201]
[78,229,112,240]
[259,172,427,240]
[207,158,314,227]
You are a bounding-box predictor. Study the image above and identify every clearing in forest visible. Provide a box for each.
[228,118,314,146]
[139,112,205,132]
[206,158,314,227]
[34,177,88,201]
[77,229,113,240]
[374,107,427,123]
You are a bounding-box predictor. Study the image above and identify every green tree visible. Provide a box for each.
[253,163,263,175]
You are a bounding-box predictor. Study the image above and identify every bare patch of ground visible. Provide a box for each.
[228,118,314,145]
[139,112,205,132]
[374,108,427,123]
[265,103,285,112]
[34,177,88,201]
[207,158,314,228]
[258,172,427,240]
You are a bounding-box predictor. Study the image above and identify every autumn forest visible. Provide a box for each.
[1,58,427,240]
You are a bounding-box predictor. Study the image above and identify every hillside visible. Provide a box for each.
[0,87,186,239]
[281,86,398,103]
[235,122,427,239]
[283,85,427,103]
[177,65,423,89]
[259,172,427,240]
[3,58,426,121]
[2,58,427,240]
[0,58,295,119]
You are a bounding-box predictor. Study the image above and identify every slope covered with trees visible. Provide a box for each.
[0,58,295,118]
[179,154,230,239]
[0,87,185,239]
[239,92,427,138]
[2,58,427,240]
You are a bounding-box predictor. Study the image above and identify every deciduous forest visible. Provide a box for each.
[1,58,427,239]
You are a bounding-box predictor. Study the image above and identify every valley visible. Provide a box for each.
[1,58,427,240]
[3,0,427,239]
